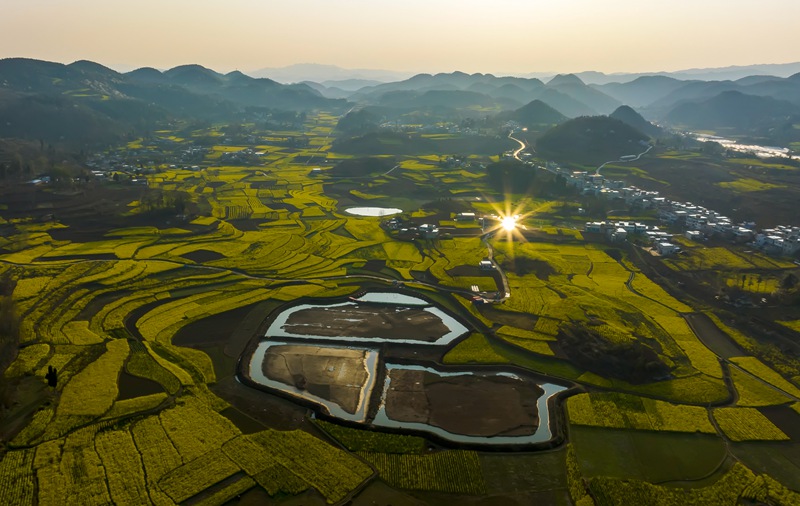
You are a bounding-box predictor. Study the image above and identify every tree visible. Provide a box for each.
[45,366,58,387]
[485,159,537,194]
[173,193,187,214]
[781,272,798,290]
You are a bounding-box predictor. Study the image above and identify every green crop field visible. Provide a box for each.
[571,426,727,483]
[359,451,487,495]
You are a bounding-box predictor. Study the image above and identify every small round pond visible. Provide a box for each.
[345,207,403,217]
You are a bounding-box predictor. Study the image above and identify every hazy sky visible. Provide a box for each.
[2,0,799,74]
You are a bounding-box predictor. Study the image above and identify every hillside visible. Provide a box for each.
[0,90,201,146]
[664,90,800,133]
[536,116,649,164]
[335,108,382,136]
[546,74,621,115]
[597,76,690,108]
[535,88,597,118]
[0,58,346,146]
[328,157,397,177]
[499,100,566,127]
[610,105,663,138]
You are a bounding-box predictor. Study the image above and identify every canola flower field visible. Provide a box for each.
[1,113,799,505]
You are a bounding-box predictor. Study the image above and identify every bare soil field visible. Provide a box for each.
[760,405,800,440]
[476,304,539,329]
[263,344,372,415]
[281,304,451,342]
[173,303,259,348]
[180,249,226,263]
[384,368,542,437]
[117,369,163,400]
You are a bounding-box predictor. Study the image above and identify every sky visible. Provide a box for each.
[2,0,799,75]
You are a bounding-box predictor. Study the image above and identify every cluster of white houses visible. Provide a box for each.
[584,220,680,255]
[755,227,800,257]
[549,165,800,258]
[383,218,441,240]
[543,164,663,207]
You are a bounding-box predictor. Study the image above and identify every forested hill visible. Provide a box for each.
[0,58,347,146]
[536,116,649,165]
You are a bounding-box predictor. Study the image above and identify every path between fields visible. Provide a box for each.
[325,163,400,179]
[681,313,800,402]
[480,229,511,301]
[304,105,355,166]
[594,144,653,176]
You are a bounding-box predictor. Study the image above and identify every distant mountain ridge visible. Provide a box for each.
[2,57,800,149]
[245,61,800,86]
[0,57,346,145]
[249,63,412,84]
[348,71,618,117]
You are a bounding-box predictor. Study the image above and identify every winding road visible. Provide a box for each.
[594,144,653,176]
[508,131,527,161]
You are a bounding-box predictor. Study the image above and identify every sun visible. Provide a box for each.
[501,216,517,231]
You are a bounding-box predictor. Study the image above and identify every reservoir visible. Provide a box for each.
[345,207,403,217]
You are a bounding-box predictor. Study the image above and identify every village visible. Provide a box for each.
[539,161,800,259]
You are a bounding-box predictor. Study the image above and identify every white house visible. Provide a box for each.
[656,242,679,256]
[418,224,439,239]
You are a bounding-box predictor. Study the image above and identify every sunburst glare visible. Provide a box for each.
[501,216,518,231]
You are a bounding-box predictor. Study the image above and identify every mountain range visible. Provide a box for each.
[0,58,347,145]
[249,62,800,85]
[1,57,799,148]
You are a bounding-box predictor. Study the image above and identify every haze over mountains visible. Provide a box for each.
[254,61,800,86]
[1,57,799,149]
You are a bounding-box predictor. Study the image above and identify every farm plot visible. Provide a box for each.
[359,451,487,495]
[730,357,800,398]
[571,426,726,484]
[588,463,783,506]
[731,367,795,407]
[58,339,129,417]
[713,407,789,442]
[567,392,715,434]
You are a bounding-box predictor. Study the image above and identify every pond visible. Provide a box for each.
[265,300,469,345]
[345,207,403,217]
[247,341,380,422]
[245,345,569,446]
[353,292,429,306]
[241,291,571,447]
[372,363,568,445]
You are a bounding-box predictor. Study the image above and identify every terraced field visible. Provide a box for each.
[1,111,799,505]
